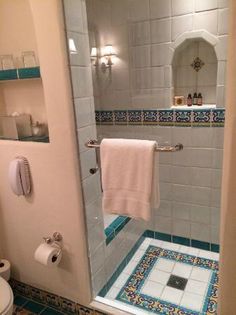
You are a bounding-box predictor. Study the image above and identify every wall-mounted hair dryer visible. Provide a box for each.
[9,156,31,196]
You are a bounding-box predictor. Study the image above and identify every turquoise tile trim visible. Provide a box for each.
[18,67,41,79]
[211,243,220,253]
[143,229,219,253]
[173,235,191,246]
[191,239,210,250]
[154,231,171,242]
[0,69,17,80]
[104,216,131,245]
[24,300,46,313]
[96,108,225,127]
[14,295,28,306]
[11,279,102,315]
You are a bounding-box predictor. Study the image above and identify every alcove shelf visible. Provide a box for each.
[0,66,40,81]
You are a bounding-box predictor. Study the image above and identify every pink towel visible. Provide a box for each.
[100,138,159,221]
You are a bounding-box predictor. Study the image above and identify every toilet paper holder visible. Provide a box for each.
[43,232,63,258]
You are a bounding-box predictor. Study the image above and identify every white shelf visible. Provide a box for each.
[171,104,216,110]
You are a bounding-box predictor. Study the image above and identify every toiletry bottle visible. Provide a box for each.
[197,93,203,106]
[193,92,198,105]
[187,94,192,106]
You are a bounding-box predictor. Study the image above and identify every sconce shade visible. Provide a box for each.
[91,47,97,57]
[104,45,115,56]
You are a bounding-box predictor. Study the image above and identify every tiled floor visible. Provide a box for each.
[103,238,219,315]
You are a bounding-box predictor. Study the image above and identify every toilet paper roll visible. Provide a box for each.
[0,259,11,281]
[34,243,62,267]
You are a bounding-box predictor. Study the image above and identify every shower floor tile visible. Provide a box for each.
[104,238,219,315]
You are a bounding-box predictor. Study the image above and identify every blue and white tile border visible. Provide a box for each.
[95,108,225,127]
[99,230,220,298]
[116,245,218,314]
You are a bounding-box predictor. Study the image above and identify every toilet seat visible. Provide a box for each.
[0,277,13,315]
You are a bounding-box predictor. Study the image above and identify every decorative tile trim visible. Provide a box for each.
[0,67,41,81]
[143,230,220,253]
[96,108,225,127]
[116,245,218,314]
[105,216,131,245]
[11,279,106,315]
[99,229,219,299]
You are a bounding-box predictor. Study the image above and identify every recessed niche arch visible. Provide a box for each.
[172,38,217,105]
[171,30,221,107]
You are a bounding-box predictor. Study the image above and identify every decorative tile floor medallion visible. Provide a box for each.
[115,245,218,314]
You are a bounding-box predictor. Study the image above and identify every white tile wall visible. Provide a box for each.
[195,0,218,12]
[150,0,171,19]
[172,15,193,41]
[151,19,171,44]
[172,0,194,16]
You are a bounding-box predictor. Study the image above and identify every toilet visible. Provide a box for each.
[0,276,14,315]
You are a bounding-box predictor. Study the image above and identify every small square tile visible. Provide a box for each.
[185,279,208,296]
[141,280,164,298]
[161,286,183,305]
[100,110,113,125]
[175,110,192,126]
[155,258,175,273]
[114,110,127,125]
[148,268,170,285]
[143,110,158,125]
[180,292,204,312]
[192,109,211,127]
[128,110,142,125]
[172,262,193,278]
[161,241,180,251]
[14,296,29,307]
[158,110,175,126]
[190,267,212,283]
[212,109,225,127]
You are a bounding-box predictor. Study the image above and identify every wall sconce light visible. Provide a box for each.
[101,45,116,72]
[90,47,98,66]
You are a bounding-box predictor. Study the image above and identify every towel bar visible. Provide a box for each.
[85,140,184,152]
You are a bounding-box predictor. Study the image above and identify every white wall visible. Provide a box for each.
[87,0,229,109]
[0,0,91,305]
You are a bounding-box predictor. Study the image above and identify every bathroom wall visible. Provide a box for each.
[0,0,47,125]
[63,0,148,297]
[0,0,91,305]
[87,0,228,109]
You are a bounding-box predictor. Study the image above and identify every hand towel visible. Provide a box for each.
[100,138,160,221]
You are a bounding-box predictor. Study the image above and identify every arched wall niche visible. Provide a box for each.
[171,30,223,107]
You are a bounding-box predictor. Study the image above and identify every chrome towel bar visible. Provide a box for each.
[85,140,184,152]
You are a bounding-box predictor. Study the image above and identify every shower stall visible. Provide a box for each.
[63,0,227,314]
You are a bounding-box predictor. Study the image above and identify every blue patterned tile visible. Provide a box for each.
[114,110,127,125]
[128,110,142,125]
[158,110,175,126]
[175,110,192,126]
[100,110,114,125]
[212,108,225,127]
[95,110,101,124]
[143,110,158,125]
[192,109,211,127]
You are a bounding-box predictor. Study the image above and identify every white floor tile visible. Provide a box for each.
[148,268,170,285]
[179,246,200,256]
[122,261,138,275]
[155,258,175,273]
[150,239,163,247]
[106,286,121,300]
[162,241,180,251]
[185,279,208,296]
[190,267,212,283]
[161,286,183,305]
[132,249,145,262]
[180,292,204,312]
[199,249,219,261]
[140,238,151,250]
[141,280,164,298]
[113,272,130,289]
[172,262,193,278]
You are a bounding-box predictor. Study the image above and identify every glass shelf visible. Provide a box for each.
[0,66,40,81]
